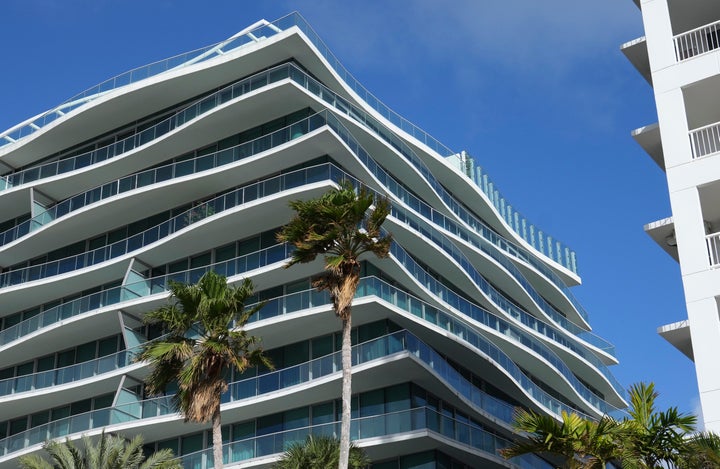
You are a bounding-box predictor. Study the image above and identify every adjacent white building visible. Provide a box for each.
[0,13,625,468]
[623,0,720,432]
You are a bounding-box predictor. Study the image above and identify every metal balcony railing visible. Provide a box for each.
[674,19,720,61]
[690,121,720,159]
[707,231,720,266]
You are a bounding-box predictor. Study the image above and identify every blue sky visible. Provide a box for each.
[0,1,695,417]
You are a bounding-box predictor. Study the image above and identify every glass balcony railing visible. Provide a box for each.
[382,241,625,411]
[0,18,289,149]
[0,274,615,453]
[1,59,579,302]
[0,63,308,193]
[284,64,583,293]
[0,105,329,249]
[384,211,623,397]
[0,156,611,378]
[1,156,618,404]
[242,278,620,418]
[0,13,576,274]
[282,13,577,272]
[1,100,591,343]
[0,345,140,397]
[0,152,618,401]
[176,407,552,469]
[0,329,549,459]
[0,197,622,417]
[0,242,292,347]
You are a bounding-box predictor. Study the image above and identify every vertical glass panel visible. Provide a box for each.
[70,400,91,416]
[157,438,179,456]
[238,237,259,256]
[93,393,114,409]
[215,243,236,262]
[9,418,27,435]
[283,407,309,430]
[57,349,75,367]
[51,406,71,421]
[98,337,118,357]
[181,433,203,455]
[283,341,308,367]
[311,402,334,425]
[36,355,55,372]
[359,389,384,417]
[256,413,282,436]
[311,335,333,359]
[76,342,96,362]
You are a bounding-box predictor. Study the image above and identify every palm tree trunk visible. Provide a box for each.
[212,401,224,469]
[338,314,352,469]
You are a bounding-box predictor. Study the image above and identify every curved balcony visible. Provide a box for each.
[383,240,624,413]
[0,64,309,196]
[0,105,592,343]
[0,219,621,421]
[0,13,576,277]
[0,242,292,349]
[385,214,624,402]
[244,278,617,418]
[0,346,139,398]
[0,274,605,451]
[0,18,290,150]
[0,156,620,411]
[0,328,551,460]
[0,108,621,407]
[0,154,612,386]
[384,202,613,360]
[1,62,582,325]
[176,407,549,469]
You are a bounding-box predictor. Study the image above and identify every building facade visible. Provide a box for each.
[0,13,625,468]
[623,0,720,432]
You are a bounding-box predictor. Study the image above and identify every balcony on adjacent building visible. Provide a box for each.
[657,320,693,360]
[644,216,679,262]
[632,123,664,169]
[668,0,720,62]
[621,36,652,85]
[684,74,720,159]
[674,20,720,61]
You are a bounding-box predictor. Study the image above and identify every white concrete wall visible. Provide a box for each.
[642,0,720,432]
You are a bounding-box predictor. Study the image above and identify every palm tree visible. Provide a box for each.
[136,271,272,469]
[18,431,180,469]
[277,180,392,469]
[502,383,699,469]
[500,408,620,468]
[679,431,720,468]
[273,435,370,469]
[618,382,696,469]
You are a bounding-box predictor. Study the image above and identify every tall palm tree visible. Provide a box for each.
[136,271,272,469]
[619,382,696,469]
[273,435,370,469]
[18,431,180,469]
[500,408,620,469]
[277,180,392,469]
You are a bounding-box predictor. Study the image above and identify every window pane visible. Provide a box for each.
[181,433,203,455]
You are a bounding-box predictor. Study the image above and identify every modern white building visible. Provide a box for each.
[623,0,720,432]
[0,13,625,468]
